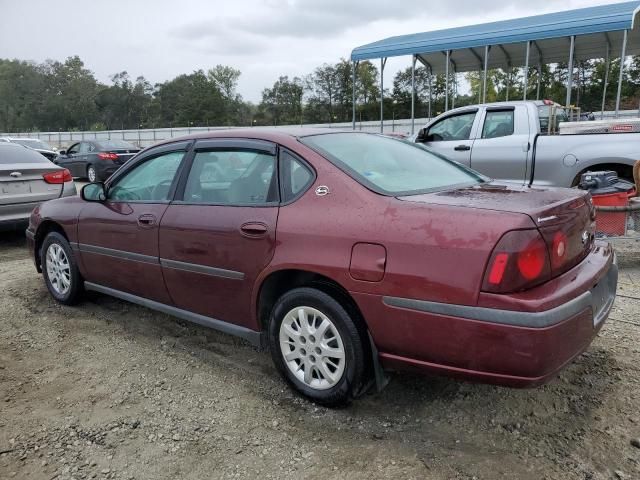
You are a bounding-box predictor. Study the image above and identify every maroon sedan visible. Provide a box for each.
[26,130,617,406]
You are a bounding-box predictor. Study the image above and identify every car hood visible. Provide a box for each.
[397,182,591,226]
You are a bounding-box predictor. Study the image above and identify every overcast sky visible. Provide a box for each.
[0,0,627,102]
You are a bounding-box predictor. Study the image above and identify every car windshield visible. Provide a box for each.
[11,139,53,150]
[97,140,137,150]
[300,133,486,196]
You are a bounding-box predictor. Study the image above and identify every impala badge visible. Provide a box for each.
[10,171,22,178]
[315,186,330,196]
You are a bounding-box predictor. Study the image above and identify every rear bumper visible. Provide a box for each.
[356,242,617,387]
[0,183,75,232]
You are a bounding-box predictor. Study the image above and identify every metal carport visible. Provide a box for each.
[350,1,640,133]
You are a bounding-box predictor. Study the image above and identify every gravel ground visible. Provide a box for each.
[1,232,639,480]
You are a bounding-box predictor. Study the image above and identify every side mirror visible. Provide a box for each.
[416,128,428,143]
[81,183,106,202]
[58,149,67,156]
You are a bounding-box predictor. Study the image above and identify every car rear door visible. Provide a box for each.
[158,138,279,329]
[418,110,480,166]
[76,142,190,303]
[469,105,531,183]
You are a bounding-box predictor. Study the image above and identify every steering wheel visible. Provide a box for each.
[109,186,140,202]
[151,180,173,201]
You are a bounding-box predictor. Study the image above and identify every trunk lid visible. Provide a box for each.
[106,149,140,166]
[399,182,595,276]
[0,163,63,205]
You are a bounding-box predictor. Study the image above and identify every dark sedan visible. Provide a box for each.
[56,140,140,182]
[27,130,617,406]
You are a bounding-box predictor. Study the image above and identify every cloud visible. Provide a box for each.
[171,0,548,41]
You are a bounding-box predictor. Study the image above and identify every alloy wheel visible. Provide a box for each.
[46,243,71,295]
[279,306,346,390]
[87,166,96,182]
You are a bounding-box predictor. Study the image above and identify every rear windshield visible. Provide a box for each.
[11,138,53,150]
[300,133,485,196]
[97,140,137,150]
[0,144,51,164]
[538,105,568,133]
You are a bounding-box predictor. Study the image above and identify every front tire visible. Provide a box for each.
[268,287,367,407]
[41,232,83,305]
[87,165,97,182]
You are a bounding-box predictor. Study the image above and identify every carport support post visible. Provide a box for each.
[523,41,530,100]
[380,57,387,133]
[428,66,433,119]
[352,61,357,130]
[616,29,628,118]
[566,35,575,107]
[536,63,542,100]
[482,46,489,104]
[411,55,416,135]
[602,45,610,120]
[445,50,450,111]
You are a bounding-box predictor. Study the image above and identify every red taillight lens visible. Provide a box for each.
[487,253,509,285]
[482,230,551,294]
[98,152,119,160]
[517,237,548,280]
[42,169,73,184]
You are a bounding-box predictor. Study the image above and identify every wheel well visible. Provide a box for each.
[257,270,366,333]
[34,221,68,272]
[572,163,634,186]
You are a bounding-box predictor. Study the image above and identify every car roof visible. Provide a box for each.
[148,128,371,150]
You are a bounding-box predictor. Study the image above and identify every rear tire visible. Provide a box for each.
[268,287,367,407]
[87,165,97,182]
[41,232,83,305]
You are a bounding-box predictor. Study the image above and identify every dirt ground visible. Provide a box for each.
[1,232,639,480]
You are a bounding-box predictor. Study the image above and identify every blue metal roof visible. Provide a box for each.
[351,2,640,68]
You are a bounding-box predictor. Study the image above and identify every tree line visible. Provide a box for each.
[2,54,640,133]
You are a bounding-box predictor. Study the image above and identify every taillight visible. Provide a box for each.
[482,230,551,293]
[42,169,73,184]
[98,152,119,160]
[550,231,568,270]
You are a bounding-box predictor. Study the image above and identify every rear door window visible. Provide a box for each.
[183,150,278,205]
[280,150,314,203]
[481,111,515,139]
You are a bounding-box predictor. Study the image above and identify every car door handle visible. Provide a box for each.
[240,222,268,238]
[137,214,157,228]
[454,145,471,151]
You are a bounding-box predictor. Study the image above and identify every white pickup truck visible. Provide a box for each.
[413,100,639,187]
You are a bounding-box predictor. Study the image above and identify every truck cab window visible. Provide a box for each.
[482,111,514,139]
[424,112,476,142]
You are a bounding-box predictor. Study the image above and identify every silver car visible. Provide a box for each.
[1,143,76,231]
[0,137,59,162]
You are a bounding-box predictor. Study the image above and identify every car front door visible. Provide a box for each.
[61,143,81,177]
[469,106,530,183]
[418,110,479,166]
[158,139,280,329]
[76,143,189,303]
